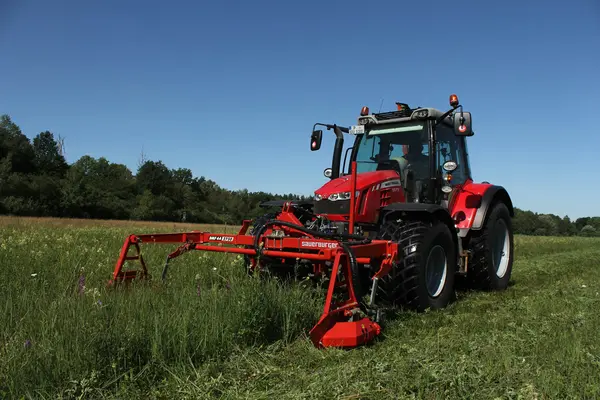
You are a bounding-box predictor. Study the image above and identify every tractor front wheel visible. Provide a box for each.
[376,217,456,312]
[466,202,514,290]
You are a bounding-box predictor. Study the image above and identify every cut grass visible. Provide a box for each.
[1,218,600,399]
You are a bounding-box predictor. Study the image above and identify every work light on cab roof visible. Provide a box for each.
[108,92,514,352]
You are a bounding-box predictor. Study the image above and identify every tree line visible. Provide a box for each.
[0,114,598,236]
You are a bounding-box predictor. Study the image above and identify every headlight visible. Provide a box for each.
[328,191,360,201]
[443,160,457,172]
[329,192,350,201]
[314,194,322,201]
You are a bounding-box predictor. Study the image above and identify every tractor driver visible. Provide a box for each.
[392,137,429,179]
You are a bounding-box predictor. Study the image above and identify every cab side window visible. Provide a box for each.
[354,134,381,173]
[436,123,469,184]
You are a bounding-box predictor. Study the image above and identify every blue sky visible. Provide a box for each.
[1,0,599,219]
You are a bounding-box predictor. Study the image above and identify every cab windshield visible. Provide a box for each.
[353,122,430,179]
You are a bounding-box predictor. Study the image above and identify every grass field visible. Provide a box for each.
[1,216,600,399]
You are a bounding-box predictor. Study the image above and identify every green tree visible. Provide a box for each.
[62,156,136,219]
[32,131,68,177]
[0,115,36,174]
[130,190,176,221]
[580,225,597,237]
[136,161,173,196]
[575,217,590,232]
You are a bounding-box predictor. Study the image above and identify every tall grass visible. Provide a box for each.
[0,222,323,396]
[2,219,600,398]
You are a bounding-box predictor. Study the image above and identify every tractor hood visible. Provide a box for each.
[314,170,400,198]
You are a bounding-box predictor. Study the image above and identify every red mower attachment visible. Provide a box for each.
[109,215,397,348]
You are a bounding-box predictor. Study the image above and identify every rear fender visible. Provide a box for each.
[451,184,514,236]
[471,185,514,229]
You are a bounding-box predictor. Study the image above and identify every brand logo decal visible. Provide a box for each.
[380,179,402,189]
[208,235,234,242]
[301,241,338,249]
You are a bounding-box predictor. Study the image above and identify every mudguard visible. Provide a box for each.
[471,185,514,229]
[381,202,447,214]
[379,202,457,252]
[451,183,514,235]
[380,202,455,229]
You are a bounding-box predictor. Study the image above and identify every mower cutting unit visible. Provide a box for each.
[110,94,515,349]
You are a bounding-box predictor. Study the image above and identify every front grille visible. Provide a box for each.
[313,199,350,215]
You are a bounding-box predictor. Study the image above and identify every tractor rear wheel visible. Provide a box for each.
[466,202,514,290]
[375,217,456,312]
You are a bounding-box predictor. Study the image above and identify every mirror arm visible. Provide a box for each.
[313,122,349,133]
[435,104,461,126]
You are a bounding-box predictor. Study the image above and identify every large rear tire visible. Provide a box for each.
[376,217,456,312]
[466,202,514,290]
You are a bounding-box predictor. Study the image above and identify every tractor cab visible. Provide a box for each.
[348,104,473,203]
[310,94,474,229]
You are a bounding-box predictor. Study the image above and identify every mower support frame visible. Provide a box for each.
[110,222,397,348]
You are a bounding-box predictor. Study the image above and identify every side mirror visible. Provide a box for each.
[310,130,323,151]
[454,111,473,136]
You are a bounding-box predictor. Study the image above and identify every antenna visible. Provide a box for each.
[57,134,66,158]
[138,145,148,169]
[378,98,384,113]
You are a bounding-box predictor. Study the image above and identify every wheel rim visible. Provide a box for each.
[425,244,447,297]
[492,218,510,278]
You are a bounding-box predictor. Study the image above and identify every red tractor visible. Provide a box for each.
[110,94,514,349]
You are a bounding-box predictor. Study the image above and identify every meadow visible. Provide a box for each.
[1,216,600,399]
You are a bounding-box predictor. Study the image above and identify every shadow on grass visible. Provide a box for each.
[362,275,522,346]
[453,275,518,292]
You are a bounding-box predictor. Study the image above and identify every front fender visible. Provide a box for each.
[379,202,458,257]
[380,203,454,228]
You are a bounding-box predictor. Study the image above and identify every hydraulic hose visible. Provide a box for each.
[251,219,370,298]
[251,219,370,251]
[338,241,366,299]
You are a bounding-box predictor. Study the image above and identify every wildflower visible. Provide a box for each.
[87,287,100,298]
[24,339,32,349]
[78,275,85,295]
[225,281,231,290]
[197,282,201,296]
[31,273,38,278]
